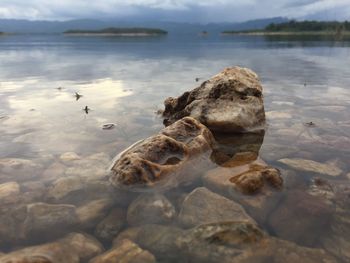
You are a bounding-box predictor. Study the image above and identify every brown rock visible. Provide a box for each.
[109,117,215,191]
[176,221,336,263]
[0,182,20,205]
[89,239,156,263]
[0,232,103,263]
[162,67,265,132]
[268,190,334,247]
[95,208,126,242]
[127,193,176,226]
[178,187,255,227]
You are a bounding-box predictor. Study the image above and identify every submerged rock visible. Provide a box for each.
[127,194,176,226]
[0,182,20,205]
[0,158,42,182]
[268,190,334,247]
[22,202,78,241]
[90,239,156,263]
[114,224,184,261]
[162,67,265,132]
[278,158,343,177]
[0,232,103,263]
[95,208,126,242]
[178,187,255,227]
[176,221,336,263]
[109,117,215,191]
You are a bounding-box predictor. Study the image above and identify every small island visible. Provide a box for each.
[222,20,350,38]
[63,27,168,36]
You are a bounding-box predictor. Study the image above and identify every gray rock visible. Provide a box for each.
[162,67,265,132]
[95,208,126,242]
[0,232,103,263]
[178,187,255,227]
[127,194,176,226]
[278,158,343,177]
[89,239,156,263]
[22,202,78,241]
[110,117,215,192]
[176,221,336,263]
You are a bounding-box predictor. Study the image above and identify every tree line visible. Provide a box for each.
[265,20,350,32]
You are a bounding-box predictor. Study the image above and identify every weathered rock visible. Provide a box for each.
[0,158,42,182]
[59,152,82,163]
[278,158,343,177]
[127,194,176,226]
[268,190,334,247]
[114,224,184,261]
[77,198,115,229]
[176,221,336,263]
[0,232,103,263]
[203,158,283,224]
[162,67,265,132]
[22,202,78,241]
[110,117,215,191]
[95,208,126,242]
[178,187,255,227]
[0,182,20,205]
[90,239,156,263]
[41,162,67,183]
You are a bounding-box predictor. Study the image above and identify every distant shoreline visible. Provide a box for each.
[222,31,350,36]
[63,32,166,37]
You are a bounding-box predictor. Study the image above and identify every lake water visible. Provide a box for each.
[0,34,350,262]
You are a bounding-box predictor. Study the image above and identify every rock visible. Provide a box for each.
[259,143,298,162]
[41,162,66,183]
[59,152,82,163]
[278,158,343,177]
[203,160,283,224]
[176,221,336,263]
[22,202,78,241]
[127,194,176,226]
[0,158,42,182]
[178,187,255,227]
[95,208,126,242]
[77,198,114,229]
[0,232,103,263]
[0,182,20,205]
[114,224,184,261]
[268,190,334,247]
[47,176,84,201]
[90,239,156,263]
[110,117,215,191]
[162,67,265,132]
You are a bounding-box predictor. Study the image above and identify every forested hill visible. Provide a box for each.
[265,20,350,32]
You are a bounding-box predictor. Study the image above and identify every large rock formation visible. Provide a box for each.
[109,117,215,191]
[162,67,265,132]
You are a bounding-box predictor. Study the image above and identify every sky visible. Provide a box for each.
[0,0,349,22]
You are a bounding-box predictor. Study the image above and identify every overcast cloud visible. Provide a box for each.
[0,0,349,22]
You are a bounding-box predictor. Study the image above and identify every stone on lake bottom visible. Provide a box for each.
[278,158,342,177]
[89,239,156,263]
[127,193,176,226]
[178,187,255,227]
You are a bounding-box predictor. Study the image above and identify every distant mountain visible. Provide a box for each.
[0,17,289,35]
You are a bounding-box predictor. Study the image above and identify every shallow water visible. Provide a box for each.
[0,34,350,262]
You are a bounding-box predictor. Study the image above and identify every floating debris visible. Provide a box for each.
[75,92,83,101]
[195,78,201,82]
[304,121,316,128]
[29,109,36,111]
[83,106,91,114]
[102,123,116,130]
[56,87,64,91]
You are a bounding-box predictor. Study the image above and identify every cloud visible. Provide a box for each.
[0,0,348,22]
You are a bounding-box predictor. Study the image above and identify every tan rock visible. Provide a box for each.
[110,117,215,191]
[90,239,155,263]
[178,187,255,227]
[0,158,42,182]
[278,158,343,177]
[77,198,114,228]
[0,182,20,205]
[59,152,82,163]
[95,208,126,242]
[162,67,265,132]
